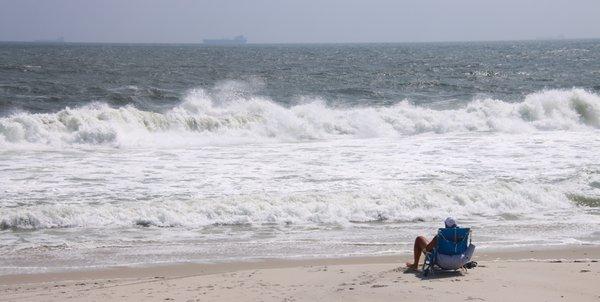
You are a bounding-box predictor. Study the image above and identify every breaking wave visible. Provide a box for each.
[0,182,581,230]
[0,87,599,147]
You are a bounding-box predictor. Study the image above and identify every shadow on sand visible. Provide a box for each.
[402,267,465,280]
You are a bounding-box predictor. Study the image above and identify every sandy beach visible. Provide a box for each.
[1,246,598,302]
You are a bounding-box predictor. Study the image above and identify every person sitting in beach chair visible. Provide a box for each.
[405,217,476,275]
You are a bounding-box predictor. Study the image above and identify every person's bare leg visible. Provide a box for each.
[405,236,437,270]
[405,236,428,269]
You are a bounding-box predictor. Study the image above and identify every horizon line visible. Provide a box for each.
[1,37,600,46]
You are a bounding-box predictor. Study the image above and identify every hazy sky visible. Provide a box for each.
[1,0,599,43]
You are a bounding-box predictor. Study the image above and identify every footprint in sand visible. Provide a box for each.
[465,296,486,301]
[371,284,388,288]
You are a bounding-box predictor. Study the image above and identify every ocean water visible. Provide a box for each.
[1,40,599,274]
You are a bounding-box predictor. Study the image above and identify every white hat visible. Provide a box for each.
[444,217,457,228]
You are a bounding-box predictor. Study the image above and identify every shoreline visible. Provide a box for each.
[1,245,598,301]
[1,244,598,285]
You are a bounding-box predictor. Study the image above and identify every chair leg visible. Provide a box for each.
[422,252,433,277]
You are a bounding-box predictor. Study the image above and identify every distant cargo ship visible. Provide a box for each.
[33,37,65,43]
[203,35,247,45]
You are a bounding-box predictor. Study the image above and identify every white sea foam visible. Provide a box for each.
[0,176,590,230]
[0,88,599,148]
[1,86,599,274]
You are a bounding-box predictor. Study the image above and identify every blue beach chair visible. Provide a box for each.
[421,227,475,277]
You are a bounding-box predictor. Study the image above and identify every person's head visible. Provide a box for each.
[444,217,457,228]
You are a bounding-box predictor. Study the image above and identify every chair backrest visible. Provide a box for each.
[436,227,470,256]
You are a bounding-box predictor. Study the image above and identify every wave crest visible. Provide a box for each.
[1,88,599,147]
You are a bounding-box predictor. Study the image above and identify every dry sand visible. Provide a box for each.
[1,246,599,302]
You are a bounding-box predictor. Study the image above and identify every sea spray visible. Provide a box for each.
[0,88,599,148]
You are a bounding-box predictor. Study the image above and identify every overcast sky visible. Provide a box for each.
[1,0,599,43]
